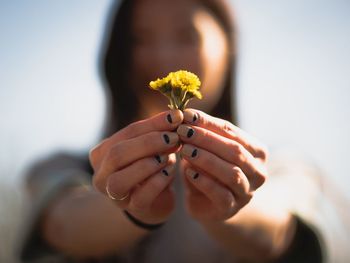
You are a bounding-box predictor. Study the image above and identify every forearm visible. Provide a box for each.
[41,186,150,259]
[202,202,297,262]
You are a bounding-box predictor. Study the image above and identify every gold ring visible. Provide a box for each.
[106,184,129,201]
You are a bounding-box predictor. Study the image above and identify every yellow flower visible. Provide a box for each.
[149,76,172,95]
[149,70,203,110]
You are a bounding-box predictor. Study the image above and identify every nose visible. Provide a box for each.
[148,45,201,79]
[152,47,183,74]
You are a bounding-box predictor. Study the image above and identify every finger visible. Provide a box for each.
[184,167,237,221]
[178,124,255,169]
[183,108,268,161]
[180,144,252,197]
[93,131,179,189]
[177,125,267,190]
[129,164,176,213]
[180,159,202,197]
[103,153,176,198]
[90,109,183,169]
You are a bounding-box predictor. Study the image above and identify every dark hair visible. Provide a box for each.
[99,0,238,137]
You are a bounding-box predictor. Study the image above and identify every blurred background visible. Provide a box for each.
[0,0,349,262]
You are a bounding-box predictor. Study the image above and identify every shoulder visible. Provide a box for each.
[24,150,93,197]
[27,151,92,176]
[19,151,93,263]
[25,151,93,181]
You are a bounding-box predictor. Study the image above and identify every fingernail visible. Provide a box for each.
[166,114,172,124]
[167,110,183,125]
[184,110,198,124]
[186,168,199,180]
[177,125,195,138]
[155,154,167,164]
[191,149,198,158]
[161,165,175,177]
[187,128,194,138]
[181,144,198,158]
[155,155,161,163]
[193,114,198,123]
[163,134,170,144]
[163,133,179,145]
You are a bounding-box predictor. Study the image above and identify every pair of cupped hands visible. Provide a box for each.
[90,109,268,227]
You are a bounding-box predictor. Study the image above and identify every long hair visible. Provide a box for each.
[99,0,238,137]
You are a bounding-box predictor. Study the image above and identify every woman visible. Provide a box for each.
[19,0,324,262]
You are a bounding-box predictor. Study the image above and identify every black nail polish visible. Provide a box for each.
[167,114,173,124]
[163,134,170,144]
[187,128,194,138]
[192,113,198,123]
[193,173,199,179]
[162,169,169,176]
[155,155,161,164]
[191,149,198,158]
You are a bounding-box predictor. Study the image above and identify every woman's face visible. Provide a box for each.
[130,0,230,118]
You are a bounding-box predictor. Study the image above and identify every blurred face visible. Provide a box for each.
[130,0,230,118]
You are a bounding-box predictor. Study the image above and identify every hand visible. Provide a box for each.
[89,110,183,224]
[177,109,268,224]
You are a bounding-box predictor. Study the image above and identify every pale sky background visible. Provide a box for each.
[0,0,349,262]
